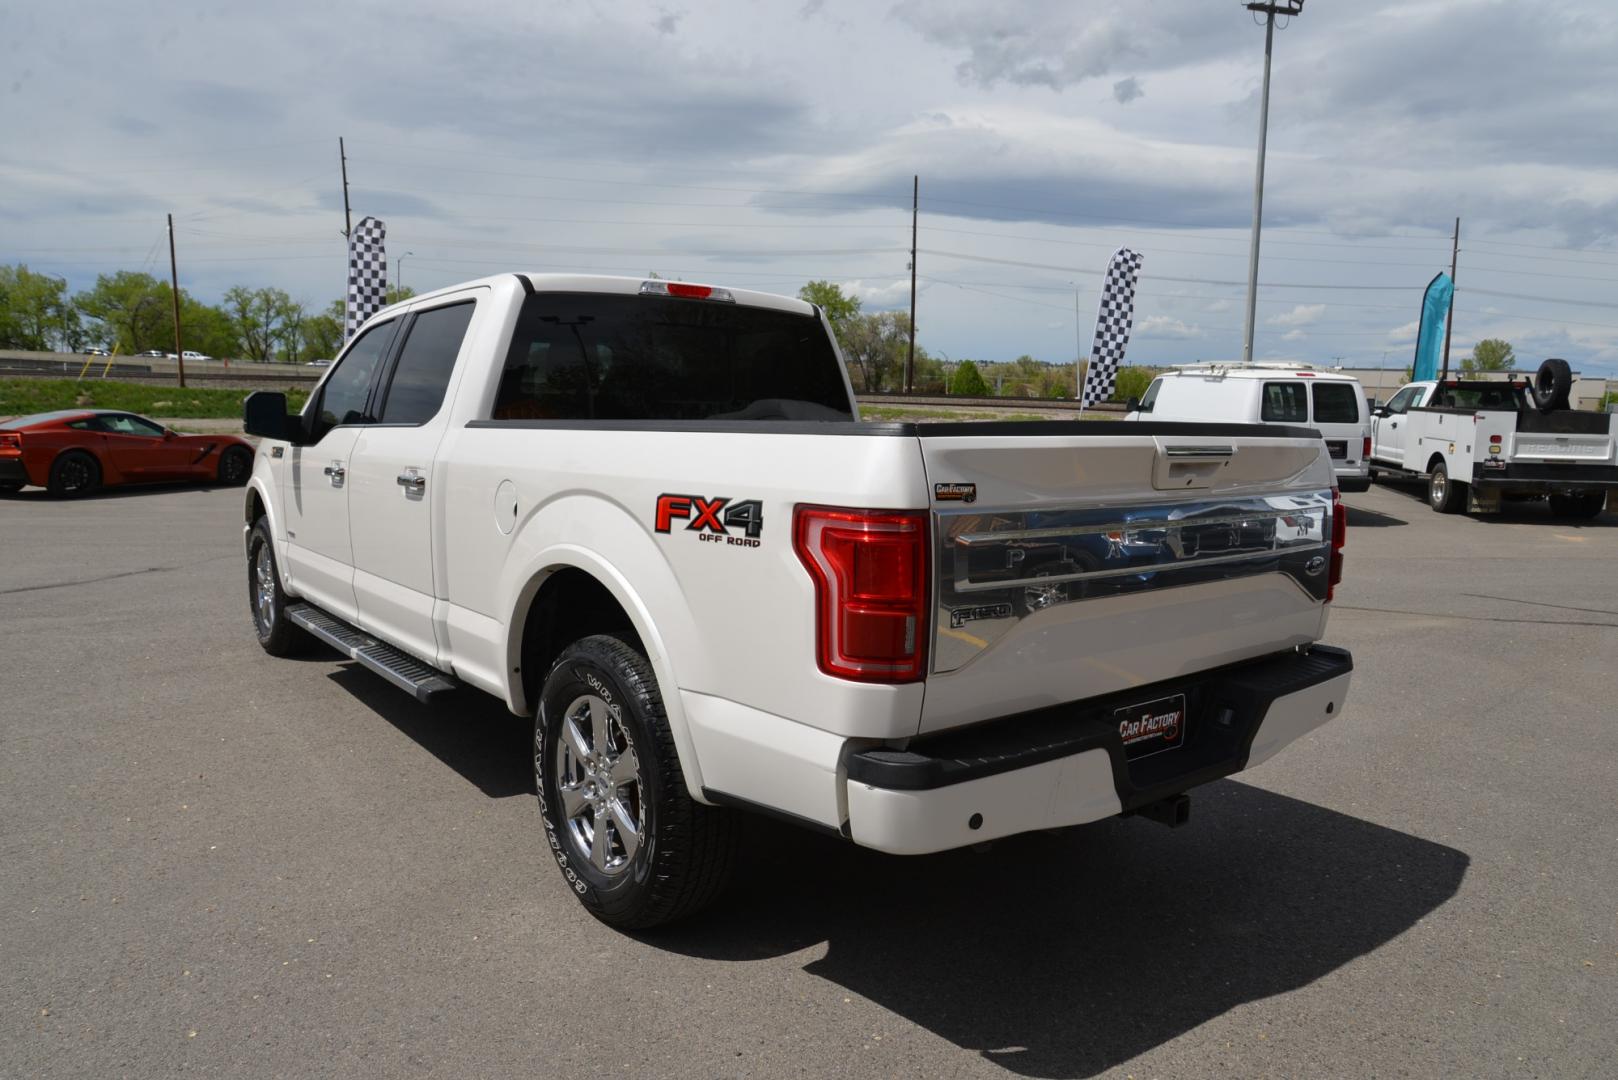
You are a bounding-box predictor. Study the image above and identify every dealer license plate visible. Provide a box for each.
[1325,440,1347,459]
[1115,693,1188,760]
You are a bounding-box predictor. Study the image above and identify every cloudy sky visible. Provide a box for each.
[7,0,1618,375]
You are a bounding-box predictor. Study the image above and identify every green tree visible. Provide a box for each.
[798,280,861,330]
[224,285,296,363]
[1462,338,1514,373]
[180,297,240,359]
[275,298,307,363]
[1112,366,1154,403]
[839,311,909,393]
[0,265,82,351]
[384,285,416,307]
[913,347,945,394]
[75,271,171,353]
[302,300,345,360]
[949,358,989,397]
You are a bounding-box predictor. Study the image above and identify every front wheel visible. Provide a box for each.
[1549,491,1607,520]
[1428,461,1466,514]
[535,635,735,929]
[247,517,312,656]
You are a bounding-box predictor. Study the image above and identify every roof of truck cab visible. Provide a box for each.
[367,272,816,322]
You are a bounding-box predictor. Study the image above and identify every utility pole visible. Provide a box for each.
[339,137,353,240]
[396,251,414,298]
[1073,283,1084,398]
[1440,216,1459,378]
[1241,1,1305,365]
[167,213,186,388]
[905,174,918,393]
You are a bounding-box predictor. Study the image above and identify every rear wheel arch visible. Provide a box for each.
[1425,451,1448,475]
[506,557,706,797]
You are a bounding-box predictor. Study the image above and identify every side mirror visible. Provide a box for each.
[1374,406,1391,418]
[244,390,298,442]
[162,429,176,441]
[1125,396,1141,413]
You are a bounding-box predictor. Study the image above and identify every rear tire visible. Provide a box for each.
[217,446,253,486]
[1549,491,1606,520]
[535,634,736,929]
[247,516,313,656]
[47,450,100,498]
[1428,461,1466,514]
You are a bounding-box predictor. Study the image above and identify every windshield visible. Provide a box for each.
[491,292,852,422]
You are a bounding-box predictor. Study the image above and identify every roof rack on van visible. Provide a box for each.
[1168,360,1334,373]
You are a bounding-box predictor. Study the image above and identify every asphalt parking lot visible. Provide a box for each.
[3,480,1616,1079]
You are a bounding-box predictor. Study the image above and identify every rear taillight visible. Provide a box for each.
[1329,487,1346,602]
[794,505,929,682]
[1362,435,1372,459]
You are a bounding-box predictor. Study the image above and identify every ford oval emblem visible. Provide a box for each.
[1305,555,1327,576]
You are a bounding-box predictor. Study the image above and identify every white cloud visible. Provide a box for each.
[842,279,911,309]
[1282,329,1306,342]
[1388,322,1421,344]
[1268,304,1325,328]
[1136,315,1203,340]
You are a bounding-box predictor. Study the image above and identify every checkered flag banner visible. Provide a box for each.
[1080,247,1144,410]
[345,216,388,343]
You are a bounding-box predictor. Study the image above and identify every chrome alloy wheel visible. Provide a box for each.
[554,693,643,875]
[1430,469,1447,506]
[253,544,276,634]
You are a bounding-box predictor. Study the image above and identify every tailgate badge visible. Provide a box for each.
[934,482,977,503]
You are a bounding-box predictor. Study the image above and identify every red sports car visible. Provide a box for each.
[0,409,255,497]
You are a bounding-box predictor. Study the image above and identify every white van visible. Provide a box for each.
[1126,364,1371,492]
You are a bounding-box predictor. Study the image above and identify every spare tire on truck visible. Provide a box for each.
[1532,358,1572,413]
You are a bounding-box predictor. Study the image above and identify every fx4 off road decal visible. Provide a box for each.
[654,494,764,547]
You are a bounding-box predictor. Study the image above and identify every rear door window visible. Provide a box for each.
[1311,382,1360,424]
[491,292,853,422]
[1260,381,1308,423]
[377,301,476,424]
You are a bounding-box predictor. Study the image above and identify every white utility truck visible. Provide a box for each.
[1369,360,1617,516]
[1127,363,1371,492]
[241,274,1353,928]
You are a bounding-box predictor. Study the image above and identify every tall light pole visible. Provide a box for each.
[1241,0,1304,365]
[396,251,413,299]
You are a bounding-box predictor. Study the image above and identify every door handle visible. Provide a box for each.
[323,461,346,486]
[397,469,426,493]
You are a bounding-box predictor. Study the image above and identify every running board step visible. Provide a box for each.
[286,602,458,703]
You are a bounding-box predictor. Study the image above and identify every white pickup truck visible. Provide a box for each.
[1369,365,1617,516]
[241,273,1352,928]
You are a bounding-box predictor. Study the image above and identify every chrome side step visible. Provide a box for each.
[286,602,458,703]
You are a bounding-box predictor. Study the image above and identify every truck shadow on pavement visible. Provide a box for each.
[655,781,1469,1079]
[326,667,535,799]
[1344,504,1408,528]
[1371,479,1615,526]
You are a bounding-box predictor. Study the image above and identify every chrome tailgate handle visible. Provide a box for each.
[1163,445,1235,459]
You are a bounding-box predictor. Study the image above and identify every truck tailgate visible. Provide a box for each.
[918,425,1335,734]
